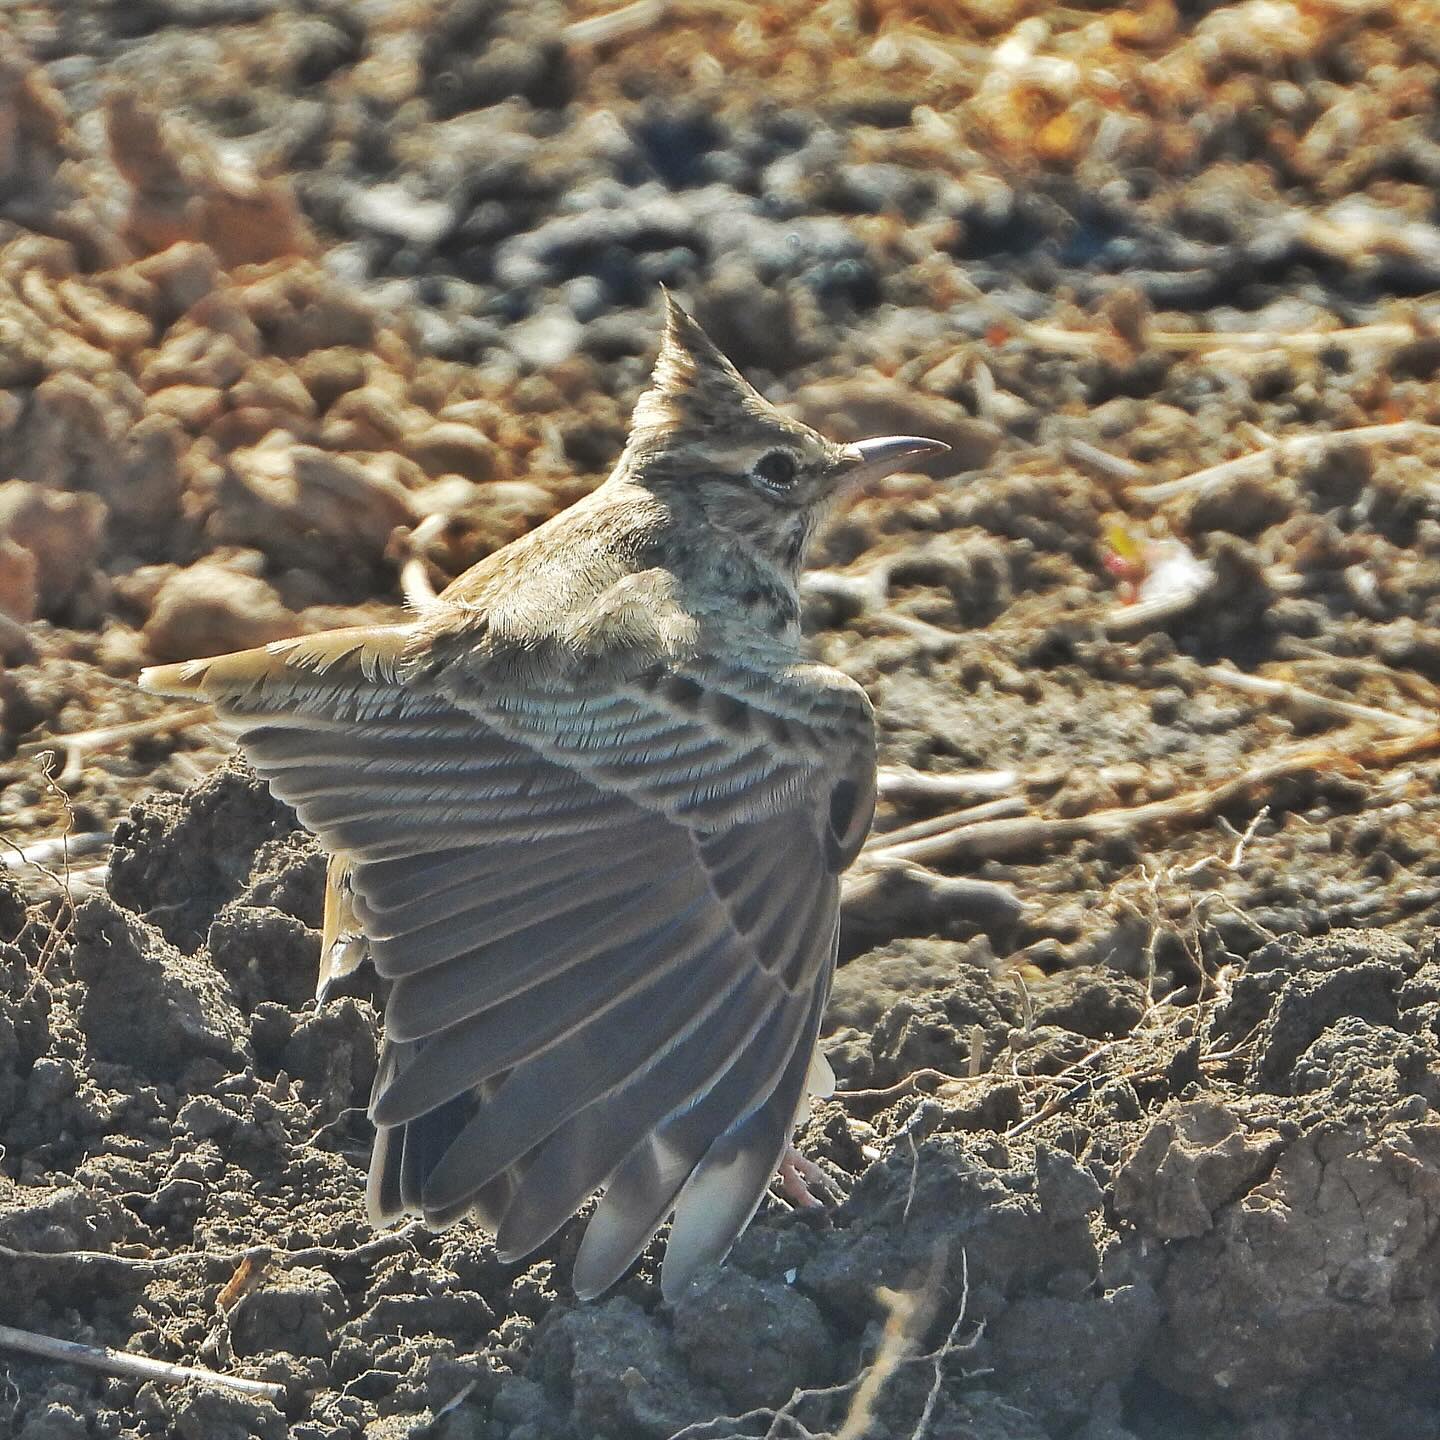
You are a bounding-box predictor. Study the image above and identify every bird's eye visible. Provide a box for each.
[753,450,798,491]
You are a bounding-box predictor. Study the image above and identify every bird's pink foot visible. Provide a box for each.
[776,1147,835,1210]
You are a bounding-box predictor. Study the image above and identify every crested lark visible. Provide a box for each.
[142,296,946,1301]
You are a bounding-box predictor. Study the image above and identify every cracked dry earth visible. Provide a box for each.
[3,0,1440,1437]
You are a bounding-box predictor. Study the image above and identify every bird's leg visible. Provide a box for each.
[776,1146,835,1210]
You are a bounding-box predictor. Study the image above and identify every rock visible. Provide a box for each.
[70,895,249,1080]
[346,183,457,248]
[1151,1116,1440,1408]
[130,242,221,325]
[281,998,378,1112]
[211,441,417,594]
[507,308,583,369]
[230,1267,346,1359]
[4,372,126,496]
[230,358,318,422]
[989,1287,1159,1431]
[55,277,152,353]
[670,1268,835,1411]
[0,55,88,241]
[321,384,410,447]
[800,1135,1098,1324]
[296,348,367,410]
[142,562,297,663]
[0,535,38,623]
[406,420,501,481]
[106,90,314,270]
[108,756,302,952]
[147,383,225,429]
[1114,1100,1284,1240]
[172,1387,286,1440]
[141,324,253,391]
[0,293,50,386]
[207,903,318,1012]
[0,480,107,617]
[238,263,376,357]
[527,1298,721,1440]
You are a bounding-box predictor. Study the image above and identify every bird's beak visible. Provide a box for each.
[840,435,950,485]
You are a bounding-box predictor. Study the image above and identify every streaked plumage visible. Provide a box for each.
[141,297,945,1300]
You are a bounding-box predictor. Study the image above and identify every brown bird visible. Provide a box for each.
[141,296,946,1301]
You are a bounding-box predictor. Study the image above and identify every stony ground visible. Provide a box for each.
[3,2,1440,1437]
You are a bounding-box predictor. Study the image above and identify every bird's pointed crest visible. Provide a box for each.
[629,293,774,450]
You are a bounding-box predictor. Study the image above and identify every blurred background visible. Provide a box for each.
[4,5,1440,1438]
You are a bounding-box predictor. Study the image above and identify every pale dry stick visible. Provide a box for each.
[1237,420,1278,448]
[835,1064,1063,1120]
[858,794,1042,858]
[1172,806,1271,881]
[1225,806,1270,872]
[947,260,1440,362]
[0,1225,424,1276]
[394,513,449,611]
[433,1381,480,1421]
[833,1069,967,1109]
[1132,422,1440,505]
[800,562,892,616]
[901,1131,921,1226]
[665,1379,848,1440]
[1025,324,1128,357]
[966,1023,986,1080]
[1287,643,1440,707]
[876,765,1020,806]
[562,0,668,45]
[834,1245,988,1440]
[1062,437,1144,484]
[0,832,76,997]
[0,831,109,870]
[0,1323,286,1405]
[1019,312,1439,363]
[867,796,1028,854]
[1202,664,1431,736]
[1141,317,1440,356]
[833,1262,939,1440]
[867,728,1440,871]
[868,610,961,652]
[18,707,216,786]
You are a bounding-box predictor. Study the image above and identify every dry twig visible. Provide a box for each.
[876,765,1020,806]
[866,797,1028,857]
[867,727,1440,870]
[0,1323,286,1405]
[562,0,668,45]
[1132,422,1440,504]
[1201,664,1430,736]
[0,1225,424,1276]
[19,707,215,786]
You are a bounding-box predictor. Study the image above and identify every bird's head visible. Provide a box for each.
[618,294,947,574]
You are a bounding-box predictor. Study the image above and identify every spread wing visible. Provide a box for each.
[141,621,875,1300]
